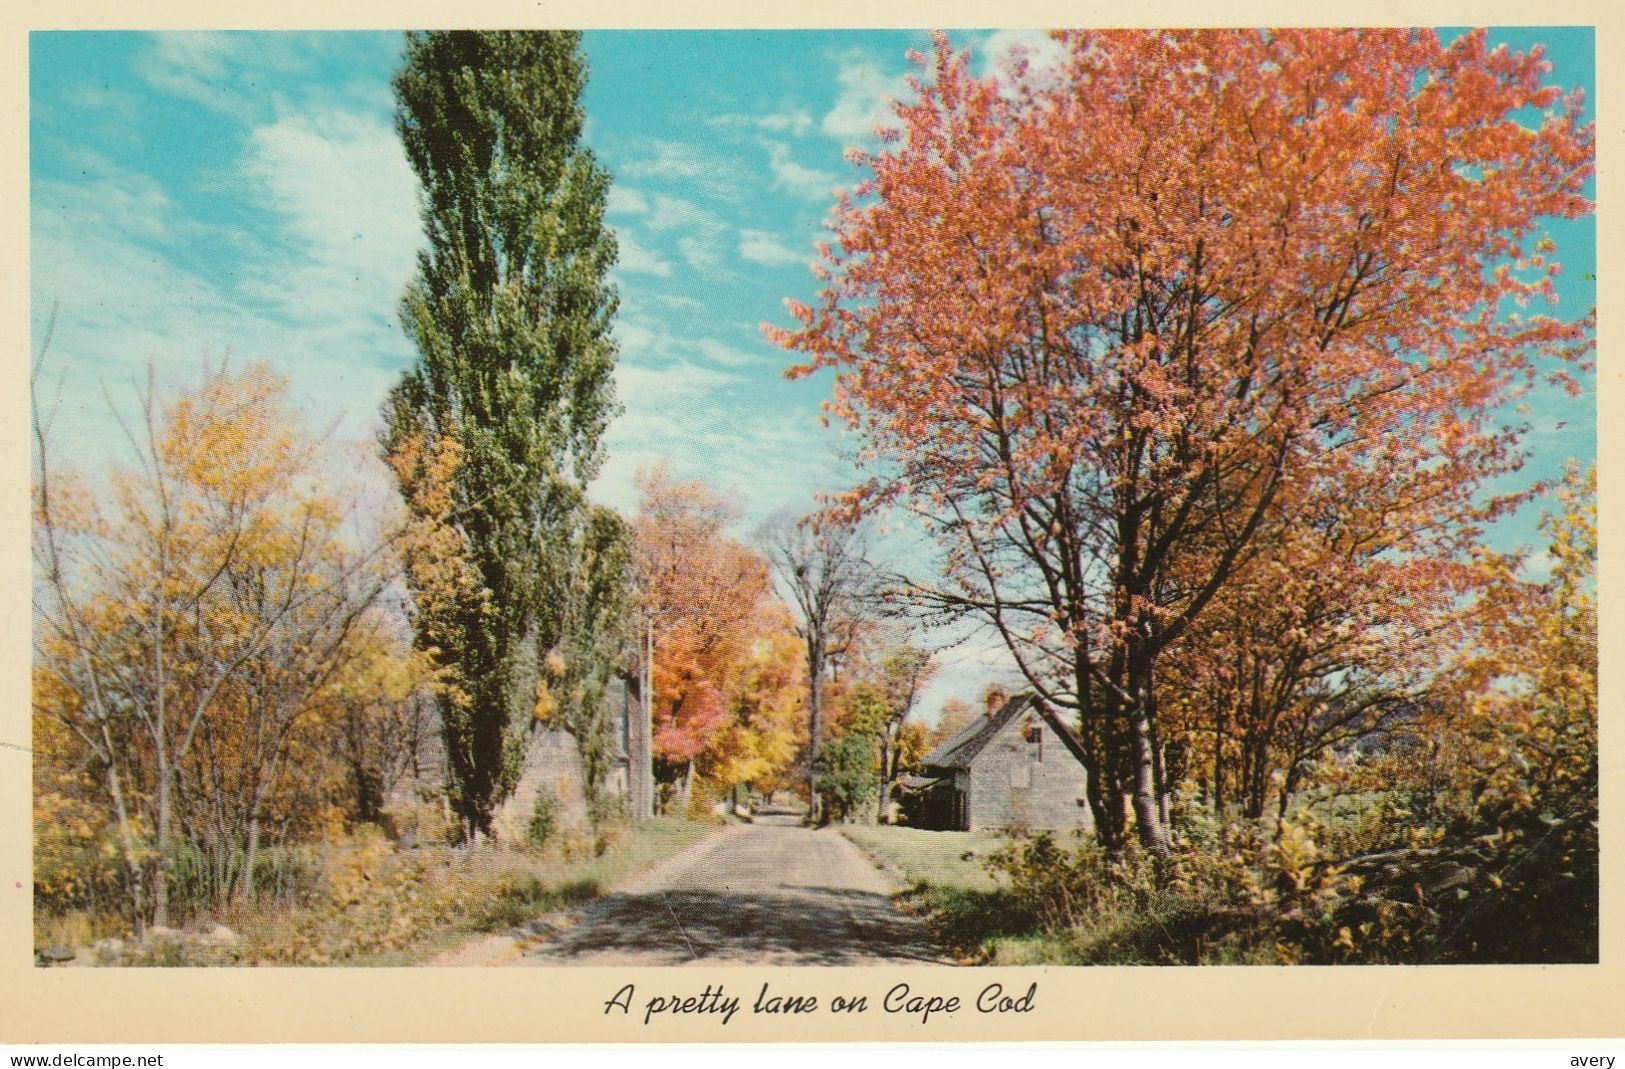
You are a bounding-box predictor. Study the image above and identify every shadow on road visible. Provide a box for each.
[527,885,946,965]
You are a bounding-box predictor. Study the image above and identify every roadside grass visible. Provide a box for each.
[839,824,1283,965]
[525,815,725,907]
[96,817,719,967]
[839,825,1048,962]
[982,901,1282,965]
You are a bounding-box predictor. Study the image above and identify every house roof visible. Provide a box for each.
[921,693,1091,771]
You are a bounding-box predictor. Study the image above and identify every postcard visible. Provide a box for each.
[3,0,1620,1046]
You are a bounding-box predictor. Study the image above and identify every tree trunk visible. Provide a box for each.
[1073,656,1127,854]
[154,750,171,928]
[1148,687,1171,831]
[1242,740,1268,820]
[1127,650,1170,857]
[100,742,145,936]
[1275,760,1303,832]
[878,728,895,824]
[806,639,823,824]
[245,815,261,904]
[1079,711,1129,854]
[151,511,172,931]
[1129,713,1168,855]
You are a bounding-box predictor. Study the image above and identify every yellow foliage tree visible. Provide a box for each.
[33,359,408,928]
[712,618,808,803]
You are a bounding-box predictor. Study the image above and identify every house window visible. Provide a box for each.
[1024,718,1043,762]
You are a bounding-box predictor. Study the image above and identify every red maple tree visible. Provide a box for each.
[773,29,1593,852]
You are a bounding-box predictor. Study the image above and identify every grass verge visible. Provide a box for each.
[92,817,720,967]
[836,824,1265,964]
[838,825,1048,963]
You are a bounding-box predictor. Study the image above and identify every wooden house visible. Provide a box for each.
[900,693,1094,833]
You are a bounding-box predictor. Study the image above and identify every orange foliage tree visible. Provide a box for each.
[1157,486,1485,824]
[774,30,1594,854]
[633,465,786,810]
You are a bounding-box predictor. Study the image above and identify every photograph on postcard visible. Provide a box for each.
[27,25,1597,976]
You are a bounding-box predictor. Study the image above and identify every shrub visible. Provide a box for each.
[32,807,133,928]
[526,791,559,853]
[812,734,880,824]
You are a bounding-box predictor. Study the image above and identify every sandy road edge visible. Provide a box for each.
[833,827,975,966]
[833,826,911,893]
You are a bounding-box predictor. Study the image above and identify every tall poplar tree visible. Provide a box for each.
[384,31,621,840]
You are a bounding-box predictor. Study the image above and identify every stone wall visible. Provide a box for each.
[490,727,595,844]
[490,678,636,845]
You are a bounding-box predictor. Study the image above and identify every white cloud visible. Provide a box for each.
[606,185,651,216]
[646,194,726,236]
[133,32,310,118]
[979,29,1070,91]
[615,195,731,276]
[737,227,810,269]
[238,108,420,333]
[618,139,742,202]
[617,359,740,395]
[61,83,142,124]
[619,139,707,180]
[710,108,815,138]
[677,235,726,274]
[592,404,845,533]
[32,158,272,456]
[136,32,238,106]
[765,141,837,202]
[38,148,175,243]
[30,102,425,476]
[981,29,1067,71]
[693,337,774,368]
[614,318,658,356]
[915,633,1024,726]
[614,230,674,277]
[821,49,907,144]
[588,307,848,531]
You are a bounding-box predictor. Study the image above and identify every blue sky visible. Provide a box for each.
[29,29,960,520]
[29,28,1597,717]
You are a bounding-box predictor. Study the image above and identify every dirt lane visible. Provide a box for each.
[522,819,949,966]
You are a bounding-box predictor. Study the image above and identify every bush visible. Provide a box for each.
[166,841,324,919]
[587,791,627,834]
[32,809,133,927]
[526,791,559,853]
[982,821,1328,965]
[812,734,880,824]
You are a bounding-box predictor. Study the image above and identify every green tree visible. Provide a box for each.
[538,505,637,830]
[812,734,880,825]
[383,31,620,840]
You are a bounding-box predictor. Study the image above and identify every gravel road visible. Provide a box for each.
[521,818,949,966]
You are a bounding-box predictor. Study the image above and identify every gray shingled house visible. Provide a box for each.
[900,693,1094,833]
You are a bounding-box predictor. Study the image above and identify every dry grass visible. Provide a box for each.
[78,817,720,967]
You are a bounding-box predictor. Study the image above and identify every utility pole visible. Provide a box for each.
[626,611,655,820]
